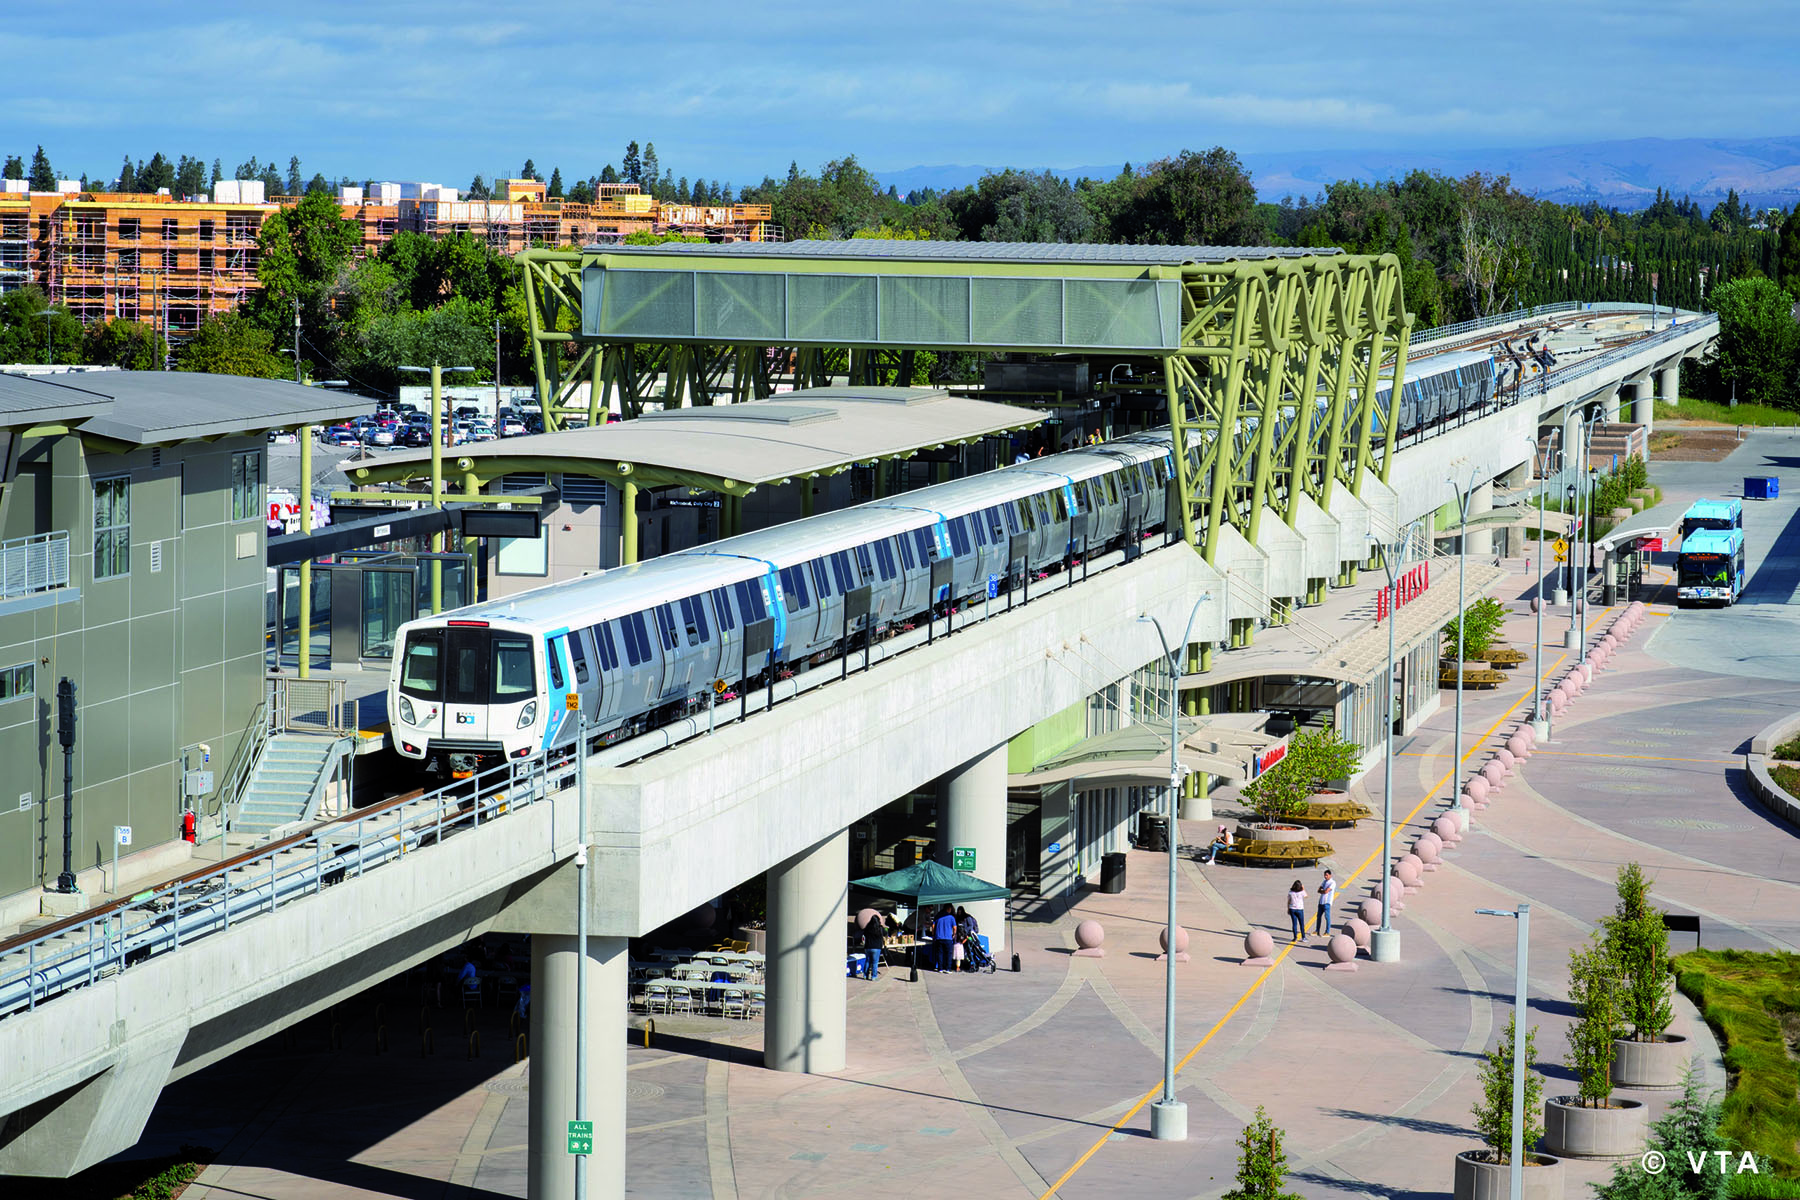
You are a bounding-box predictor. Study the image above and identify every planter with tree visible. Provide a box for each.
[1223,1106,1302,1200]
[1443,597,1519,684]
[1281,724,1374,829]
[1544,936,1649,1157]
[1229,727,1340,864]
[1605,864,1687,1088]
[1455,1016,1563,1200]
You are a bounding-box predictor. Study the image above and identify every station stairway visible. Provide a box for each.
[232,734,348,837]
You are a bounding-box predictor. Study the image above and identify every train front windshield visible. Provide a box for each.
[399,626,535,704]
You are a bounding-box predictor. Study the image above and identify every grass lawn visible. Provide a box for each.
[1663,396,1800,426]
[1674,949,1800,1179]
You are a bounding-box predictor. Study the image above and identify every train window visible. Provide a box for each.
[548,640,565,690]
[1051,491,1068,521]
[1001,504,1019,535]
[710,587,736,633]
[678,596,707,645]
[567,633,590,684]
[873,540,897,580]
[852,546,873,580]
[733,580,766,623]
[913,528,935,562]
[831,551,854,591]
[898,535,915,569]
[947,517,971,556]
[1103,474,1120,503]
[969,515,987,546]
[654,604,679,650]
[398,629,444,700]
[810,559,833,597]
[493,636,535,700]
[779,565,810,612]
[1015,499,1035,532]
[625,613,652,664]
[444,628,489,705]
[594,623,619,671]
[1033,494,1053,523]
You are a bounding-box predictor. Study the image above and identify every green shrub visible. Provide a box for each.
[1594,1067,1733,1200]
[1222,1105,1303,1200]
[1239,725,1361,824]
[1607,863,1675,1041]
[1442,596,1507,661]
[1770,737,1800,761]
[1566,935,1623,1106]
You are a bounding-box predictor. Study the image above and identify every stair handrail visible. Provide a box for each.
[214,681,275,824]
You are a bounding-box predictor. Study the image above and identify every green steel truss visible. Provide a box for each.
[518,247,1409,580]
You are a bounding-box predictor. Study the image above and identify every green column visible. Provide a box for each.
[298,424,313,679]
[800,478,814,518]
[621,480,639,565]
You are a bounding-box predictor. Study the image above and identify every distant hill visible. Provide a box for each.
[876,136,1800,212]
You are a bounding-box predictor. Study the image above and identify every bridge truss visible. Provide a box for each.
[516,245,1409,573]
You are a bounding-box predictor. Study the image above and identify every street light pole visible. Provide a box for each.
[1527,432,1557,740]
[1138,593,1212,1143]
[1445,468,1480,830]
[1477,903,1532,1200]
[1369,521,1421,964]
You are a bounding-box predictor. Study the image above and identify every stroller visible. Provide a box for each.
[957,928,997,974]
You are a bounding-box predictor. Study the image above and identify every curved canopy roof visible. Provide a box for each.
[589,239,1333,267]
[349,386,1042,496]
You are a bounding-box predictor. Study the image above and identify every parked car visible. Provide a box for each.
[323,426,361,447]
[470,423,497,442]
[364,426,396,447]
[499,415,526,436]
[400,426,432,448]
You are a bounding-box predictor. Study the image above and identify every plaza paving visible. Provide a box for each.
[123,432,1800,1199]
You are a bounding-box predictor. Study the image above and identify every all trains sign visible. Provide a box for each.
[1375,563,1430,622]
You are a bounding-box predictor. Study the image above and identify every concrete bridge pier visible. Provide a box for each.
[764,830,848,1073]
[1602,385,1623,425]
[1659,362,1681,409]
[938,744,1009,957]
[1464,480,1495,555]
[528,932,628,1200]
[1632,374,1657,425]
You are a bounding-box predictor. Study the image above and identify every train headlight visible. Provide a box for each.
[517,700,538,728]
[398,696,416,725]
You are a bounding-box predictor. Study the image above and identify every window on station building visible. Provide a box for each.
[0,662,34,704]
[93,475,131,580]
[230,451,261,521]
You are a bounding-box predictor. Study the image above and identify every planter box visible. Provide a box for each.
[1236,823,1310,844]
[1612,1035,1689,1088]
[1544,1096,1648,1158]
[1453,1151,1564,1200]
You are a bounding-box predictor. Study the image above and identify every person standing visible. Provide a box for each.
[932,905,958,972]
[862,913,885,980]
[1286,881,1306,943]
[1313,869,1336,938]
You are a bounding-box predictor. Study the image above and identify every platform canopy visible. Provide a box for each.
[1007,716,1279,790]
[347,385,1042,497]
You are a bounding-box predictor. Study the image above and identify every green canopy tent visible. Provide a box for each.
[850,860,1011,978]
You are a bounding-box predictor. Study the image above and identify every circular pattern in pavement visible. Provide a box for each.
[1641,727,1695,738]
[627,1082,667,1101]
[1581,781,1673,795]
[1632,817,1750,832]
[485,1075,530,1095]
[1582,764,1663,779]
[1615,738,1670,749]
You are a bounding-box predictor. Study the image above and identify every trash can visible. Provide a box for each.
[1745,476,1779,500]
[1099,851,1127,894]
[1137,812,1169,853]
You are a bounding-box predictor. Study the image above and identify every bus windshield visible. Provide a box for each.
[1682,516,1738,535]
[1677,553,1733,588]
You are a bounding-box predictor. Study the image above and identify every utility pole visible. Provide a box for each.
[495,316,502,415]
[293,296,302,385]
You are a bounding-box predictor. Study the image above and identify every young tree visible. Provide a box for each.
[547,167,563,199]
[305,173,330,195]
[286,156,303,196]
[210,158,223,186]
[1592,1067,1731,1200]
[28,145,54,191]
[1442,596,1508,661]
[115,155,136,192]
[466,175,490,200]
[622,142,641,184]
[1606,863,1676,1042]
[1565,937,1622,1106]
[1472,1016,1544,1164]
[599,163,618,185]
[641,143,660,194]
[1222,1106,1302,1200]
[520,158,538,182]
[176,155,207,197]
[675,176,690,204]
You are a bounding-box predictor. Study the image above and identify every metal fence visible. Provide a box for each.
[1411,302,1583,346]
[270,676,356,735]
[0,531,70,600]
[0,753,573,1019]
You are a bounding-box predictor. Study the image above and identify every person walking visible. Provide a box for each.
[1286,880,1306,942]
[862,912,885,980]
[1313,869,1336,938]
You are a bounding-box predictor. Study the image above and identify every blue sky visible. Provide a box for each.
[4,1,1796,189]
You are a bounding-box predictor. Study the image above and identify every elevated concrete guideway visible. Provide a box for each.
[0,294,1718,1195]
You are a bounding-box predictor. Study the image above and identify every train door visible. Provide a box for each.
[442,622,494,741]
[777,563,817,658]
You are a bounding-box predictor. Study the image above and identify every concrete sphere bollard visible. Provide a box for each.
[1530,597,1541,613]
[1158,925,1191,960]
[1243,928,1276,964]
[1388,875,1407,910]
[1506,732,1532,761]
[1074,919,1106,958]
[1413,838,1441,869]
[1495,746,1516,772]
[1327,933,1359,966]
[1417,830,1444,855]
[1433,814,1462,844]
[1601,635,1618,652]
[1579,662,1594,685]
[1481,759,1508,790]
[1550,691,1569,716]
[1358,898,1382,927]
[1519,722,1538,746]
[1345,916,1372,948]
[1463,775,1491,805]
[1399,852,1424,881]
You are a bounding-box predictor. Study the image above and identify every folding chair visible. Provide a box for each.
[720,985,747,1019]
[667,985,694,1015]
[644,982,670,1014]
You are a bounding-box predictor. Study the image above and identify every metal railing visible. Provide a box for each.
[1412,302,1583,346]
[1524,314,1717,398]
[0,752,573,1020]
[270,675,355,735]
[0,531,70,600]
[213,690,271,820]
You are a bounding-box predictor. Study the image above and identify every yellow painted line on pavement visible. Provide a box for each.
[1040,617,1605,1198]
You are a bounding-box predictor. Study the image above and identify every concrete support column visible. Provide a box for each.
[529,933,628,1200]
[1465,480,1495,556]
[621,481,639,565]
[938,745,1009,955]
[1660,363,1680,404]
[1602,387,1622,424]
[765,830,849,1073]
